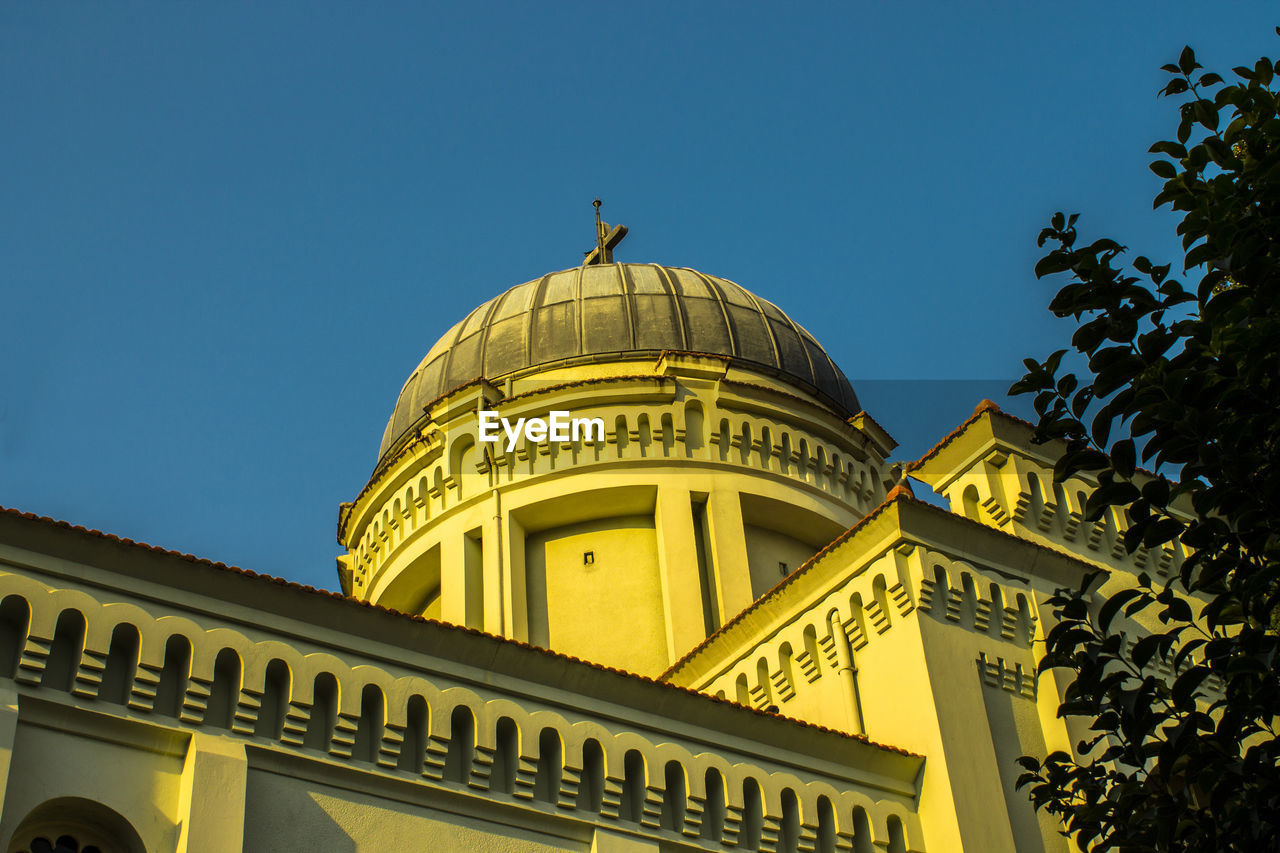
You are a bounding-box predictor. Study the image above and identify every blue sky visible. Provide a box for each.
[3,3,1275,589]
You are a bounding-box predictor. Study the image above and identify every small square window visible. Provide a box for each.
[778,561,788,576]
[584,551,595,565]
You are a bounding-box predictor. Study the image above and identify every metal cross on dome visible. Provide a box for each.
[583,198,628,265]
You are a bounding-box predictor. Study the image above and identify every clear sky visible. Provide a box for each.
[3,3,1275,590]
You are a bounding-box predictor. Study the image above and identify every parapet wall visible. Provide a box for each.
[0,513,924,853]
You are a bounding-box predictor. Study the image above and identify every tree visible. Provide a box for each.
[1010,33,1280,852]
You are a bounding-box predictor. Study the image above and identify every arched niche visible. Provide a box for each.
[7,798,145,853]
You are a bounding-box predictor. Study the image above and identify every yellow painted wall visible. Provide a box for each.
[525,516,668,675]
[0,719,184,853]
[243,769,586,852]
[743,524,819,599]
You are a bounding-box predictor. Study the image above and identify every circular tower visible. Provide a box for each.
[337,262,894,676]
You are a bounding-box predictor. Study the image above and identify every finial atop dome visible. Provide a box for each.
[584,199,628,265]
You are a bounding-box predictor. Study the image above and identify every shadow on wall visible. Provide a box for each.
[241,783,356,853]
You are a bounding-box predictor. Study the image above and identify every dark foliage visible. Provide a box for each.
[1009,34,1280,852]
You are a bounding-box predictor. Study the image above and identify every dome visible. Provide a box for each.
[379,263,859,462]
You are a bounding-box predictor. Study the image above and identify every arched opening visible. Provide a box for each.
[740,777,763,850]
[0,595,30,680]
[353,684,385,763]
[851,805,874,853]
[660,412,675,456]
[636,414,652,456]
[398,695,429,774]
[700,767,725,842]
[684,401,705,455]
[1026,472,1046,526]
[960,573,979,626]
[735,673,751,706]
[303,673,338,753]
[620,749,646,823]
[8,797,145,853]
[872,575,893,628]
[534,727,562,804]
[847,594,869,643]
[660,760,686,833]
[1053,479,1070,530]
[931,566,951,614]
[614,415,630,458]
[98,623,139,706]
[778,643,797,700]
[962,485,982,521]
[255,659,291,741]
[1016,593,1034,643]
[803,624,822,677]
[449,436,476,499]
[155,634,191,718]
[816,795,836,853]
[444,705,475,784]
[755,658,772,709]
[989,582,1007,626]
[779,788,801,853]
[43,610,86,692]
[887,815,908,853]
[760,427,775,471]
[206,648,241,730]
[576,739,604,814]
[491,717,519,794]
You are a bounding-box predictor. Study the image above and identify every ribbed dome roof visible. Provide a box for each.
[378,263,859,462]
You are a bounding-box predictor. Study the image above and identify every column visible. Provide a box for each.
[705,490,754,623]
[655,486,708,663]
[175,732,248,853]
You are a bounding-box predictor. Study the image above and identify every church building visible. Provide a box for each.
[0,226,1179,851]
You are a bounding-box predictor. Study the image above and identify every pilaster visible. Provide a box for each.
[175,733,247,853]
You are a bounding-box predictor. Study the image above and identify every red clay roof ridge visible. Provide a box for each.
[885,483,914,501]
[905,397,1035,474]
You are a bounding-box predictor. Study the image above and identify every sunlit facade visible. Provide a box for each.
[0,260,1177,851]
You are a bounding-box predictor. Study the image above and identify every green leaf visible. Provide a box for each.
[1112,439,1136,478]
[1256,58,1274,86]
[1147,141,1187,159]
[1178,45,1197,75]
[1172,667,1211,708]
[1142,517,1184,548]
[1141,478,1170,507]
[1098,588,1145,632]
[1035,253,1071,278]
[1009,40,1280,848]
[1132,634,1164,670]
